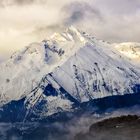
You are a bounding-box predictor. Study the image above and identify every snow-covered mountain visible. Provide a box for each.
[114,42,140,67]
[0,27,140,122]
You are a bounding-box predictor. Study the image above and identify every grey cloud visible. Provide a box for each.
[0,0,46,6]
[62,2,102,26]
[93,0,140,15]
[13,0,35,5]
[0,0,140,62]
[46,105,140,140]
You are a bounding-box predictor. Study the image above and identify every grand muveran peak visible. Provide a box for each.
[0,27,140,122]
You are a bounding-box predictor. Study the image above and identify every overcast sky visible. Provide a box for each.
[0,0,140,61]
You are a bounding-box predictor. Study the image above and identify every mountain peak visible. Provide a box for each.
[9,27,87,65]
[0,27,89,104]
[50,26,86,43]
[0,27,140,119]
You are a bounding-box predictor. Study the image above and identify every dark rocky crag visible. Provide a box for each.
[75,115,140,140]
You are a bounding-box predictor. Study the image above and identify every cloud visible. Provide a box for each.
[93,0,140,15]
[46,105,140,140]
[73,0,140,43]
[0,0,140,62]
[0,0,46,6]
[0,105,139,140]
[62,1,102,26]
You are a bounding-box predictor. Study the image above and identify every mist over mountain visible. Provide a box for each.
[75,115,140,140]
[0,0,140,61]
